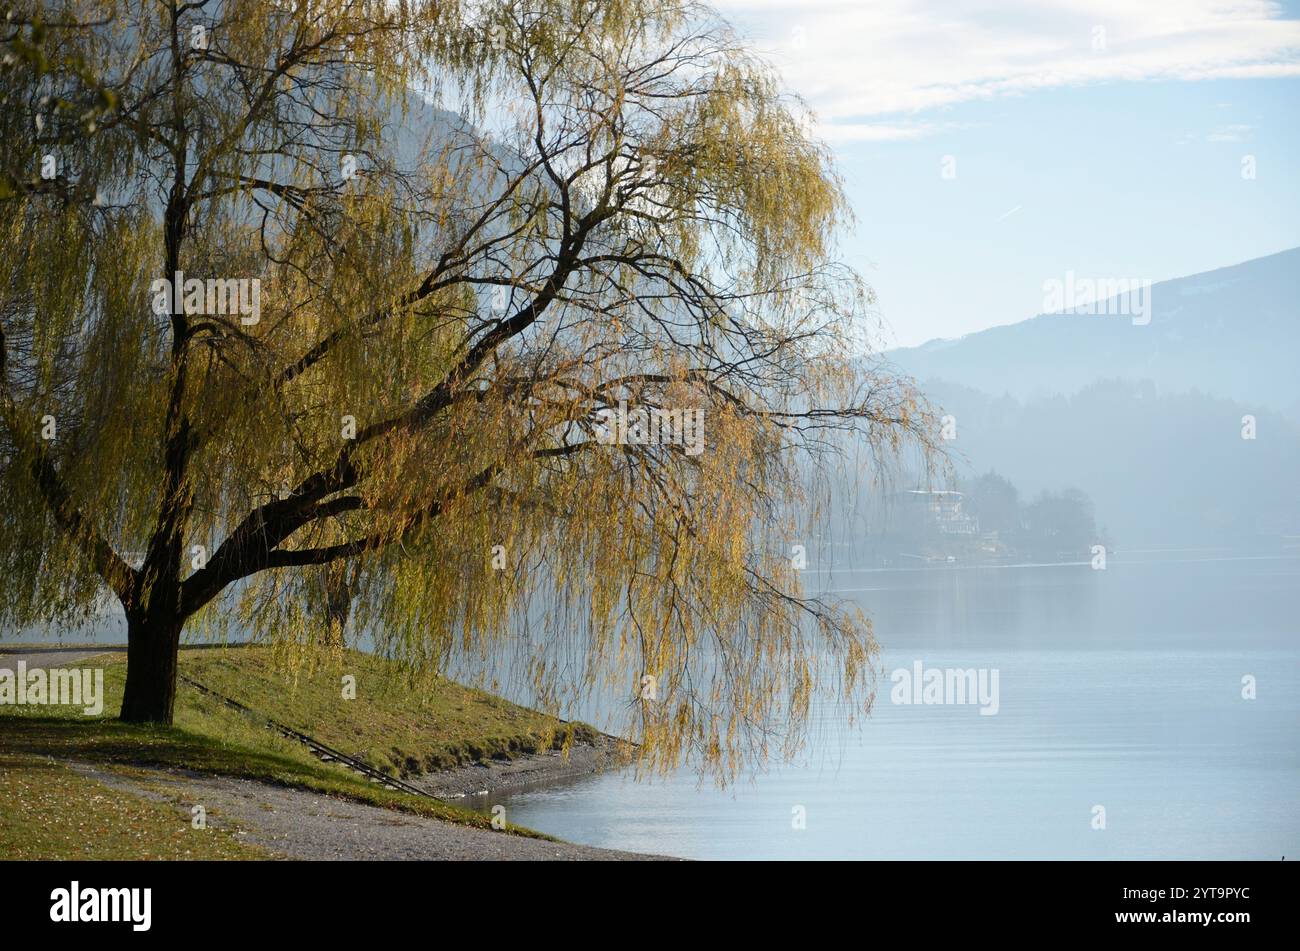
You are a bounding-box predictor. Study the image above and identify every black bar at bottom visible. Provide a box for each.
[5,859,1290,938]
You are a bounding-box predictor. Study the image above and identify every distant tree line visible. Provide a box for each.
[959,472,1101,559]
[831,469,1102,563]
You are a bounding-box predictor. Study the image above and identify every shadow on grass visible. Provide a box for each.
[0,713,548,837]
[3,714,312,778]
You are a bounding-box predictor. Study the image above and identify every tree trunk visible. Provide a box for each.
[324,560,353,649]
[119,608,184,724]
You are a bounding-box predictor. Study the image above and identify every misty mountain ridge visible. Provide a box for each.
[873,249,1300,548]
[886,247,1300,415]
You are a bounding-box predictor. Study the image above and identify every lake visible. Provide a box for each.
[467,551,1300,859]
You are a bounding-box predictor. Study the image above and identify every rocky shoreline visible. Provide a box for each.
[411,734,630,800]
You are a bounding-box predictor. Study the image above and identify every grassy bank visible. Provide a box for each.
[175,646,600,776]
[0,645,596,857]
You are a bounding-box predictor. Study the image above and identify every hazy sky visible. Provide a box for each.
[718,0,1300,347]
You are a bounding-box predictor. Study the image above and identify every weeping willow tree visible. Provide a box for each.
[0,0,935,780]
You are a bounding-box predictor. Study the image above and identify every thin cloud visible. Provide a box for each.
[815,120,964,142]
[718,0,1300,124]
[1207,123,1254,141]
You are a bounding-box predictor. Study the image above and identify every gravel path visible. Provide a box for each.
[71,763,665,860]
[0,647,121,670]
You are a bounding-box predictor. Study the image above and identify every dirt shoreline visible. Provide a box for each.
[411,734,629,799]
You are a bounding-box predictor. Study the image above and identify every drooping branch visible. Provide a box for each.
[0,326,136,603]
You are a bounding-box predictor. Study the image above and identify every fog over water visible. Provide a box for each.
[465,552,1299,859]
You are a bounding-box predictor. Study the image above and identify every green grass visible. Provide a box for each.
[0,751,272,860]
[0,645,591,856]
[175,646,599,776]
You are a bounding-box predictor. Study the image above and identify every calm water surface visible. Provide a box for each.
[470,553,1300,859]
